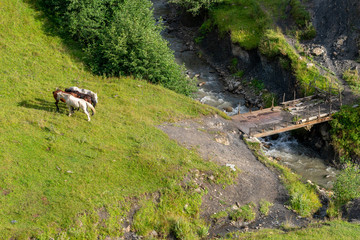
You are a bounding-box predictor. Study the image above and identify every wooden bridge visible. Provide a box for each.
[232,93,342,138]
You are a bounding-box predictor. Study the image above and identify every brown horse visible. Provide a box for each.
[53,89,93,112]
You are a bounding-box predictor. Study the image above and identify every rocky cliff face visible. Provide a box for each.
[306,0,360,77]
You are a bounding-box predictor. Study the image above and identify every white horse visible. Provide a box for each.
[65,86,98,107]
[56,92,96,121]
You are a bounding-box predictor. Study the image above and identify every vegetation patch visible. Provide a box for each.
[343,68,360,94]
[210,0,269,50]
[224,220,360,239]
[34,0,196,95]
[245,140,321,217]
[333,162,360,206]
[259,199,273,216]
[331,105,360,161]
[229,202,257,222]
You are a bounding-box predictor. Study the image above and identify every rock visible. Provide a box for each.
[215,137,230,145]
[307,63,314,68]
[226,163,236,171]
[312,47,324,56]
[208,175,215,181]
[123,225,131,233]
[232,204,239,210]
[149,230,158,238]
[198,81,206,86]
[223,106,233,112]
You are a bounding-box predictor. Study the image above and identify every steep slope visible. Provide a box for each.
[0,0,227,238]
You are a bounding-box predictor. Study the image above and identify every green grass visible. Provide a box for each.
[229,202,257,222]
[224,220,360,239]
[0,0,230,238]
[343,68,360,94]
[210,0,269,50]
[259,200,273,216]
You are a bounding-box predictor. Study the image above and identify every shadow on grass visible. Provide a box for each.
[18,98,65,113]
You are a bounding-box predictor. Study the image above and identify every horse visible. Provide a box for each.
[65,86,98,107]
[53,89,93,112]
[56,92,95,121]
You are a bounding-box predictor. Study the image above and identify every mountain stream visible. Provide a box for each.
[152,0,338,188]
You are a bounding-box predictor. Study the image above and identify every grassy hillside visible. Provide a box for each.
[0,0,230,238]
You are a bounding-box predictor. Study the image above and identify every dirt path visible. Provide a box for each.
[158,115,308,237]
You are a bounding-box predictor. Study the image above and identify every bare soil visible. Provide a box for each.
[158,115,309,237]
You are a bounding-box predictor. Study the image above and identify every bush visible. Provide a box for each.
[37,0,196,95]
[289,0,310,28]
[333,163,360,206]
[331,105,360,161]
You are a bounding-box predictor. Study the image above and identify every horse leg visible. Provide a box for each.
[67,105,73,116]
[82,105,91,121]
[55,101,60,112]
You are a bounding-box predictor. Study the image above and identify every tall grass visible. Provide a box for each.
[0,0,228,238]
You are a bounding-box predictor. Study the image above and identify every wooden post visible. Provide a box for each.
[238,102,241,115]
[293,90,296,101]
[271,97,274,110]
[318,105,321,119]
[283,93,285,103]
[249,104,252,113]
[307,106,309,122]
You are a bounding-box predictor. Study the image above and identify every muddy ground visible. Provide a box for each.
[158,115,309,238]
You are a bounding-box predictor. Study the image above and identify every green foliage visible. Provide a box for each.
[343,68,360,94]
[170,0,224,15]
[210,0,269,50]
[249,78,265,93]
[289,0,310,28]
[211,210,228,221]
[299,22,317,40]
[225,220,360,239]
[333,163,360,206]
[331,105,360,160]
[259,200,273,216]
[229,203,256,222]
[36,0,196,95]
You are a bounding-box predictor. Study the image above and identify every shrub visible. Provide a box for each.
[289,0,310,28]
[331,105,360,161]
[333,163,360,206]
[37,0,196,95]
[170,0,224,15]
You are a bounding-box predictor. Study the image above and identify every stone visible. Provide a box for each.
[223,106,233,112]
[312,47,324,56]
[215,137,230,145]
[226,163,236,171]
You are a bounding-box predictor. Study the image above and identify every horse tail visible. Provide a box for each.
[86,101,96,115]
